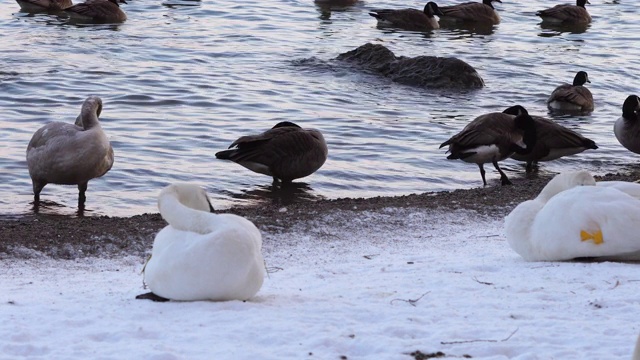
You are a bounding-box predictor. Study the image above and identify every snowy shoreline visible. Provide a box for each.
[2,207,639,359]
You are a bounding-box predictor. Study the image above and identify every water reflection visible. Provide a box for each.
[538,22,590,37]
[439,21,496,36]
[314,0,360,20]
[234,182,326,206]
[30,199,90,217]
[162,0,202,9]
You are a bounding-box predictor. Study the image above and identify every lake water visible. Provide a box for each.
[0,0,638,216]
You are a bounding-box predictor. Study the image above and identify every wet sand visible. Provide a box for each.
[0,171,636,260]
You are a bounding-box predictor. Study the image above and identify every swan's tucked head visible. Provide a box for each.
[158,183,214,213]
[75,96,103,128]
[537,170,596,202]
[83,96,103,117]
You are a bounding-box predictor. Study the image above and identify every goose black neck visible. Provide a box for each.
[513,114,537,155]
[622,95,640,121]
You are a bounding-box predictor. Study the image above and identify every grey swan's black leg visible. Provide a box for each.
[136,292,170,302]
[32,181,45,213]
[78,182,88,210]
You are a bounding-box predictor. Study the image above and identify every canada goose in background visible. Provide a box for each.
[215,121,328,185]
[546,71,594,113]
[136,184,265,302]
[439,106,537,186]
[536,0,591,25]
[65,0,127,23]
[15,0,72,12]
[502,105,597,171]
[26,96,114,209]
[505,170,640,261]
[369,2,444,31]
[438,0,501,25]
[614,95,640,154]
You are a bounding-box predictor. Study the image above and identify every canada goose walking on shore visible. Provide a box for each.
[546,71,594,113]
[503,105,597,171]
[536,0,591,25]
[440,106,537,186]
[65,0,127,23]
[369,2,444,31]
[614,95,640,154]
[16,0,72,12]
[438,0,501,25]
[215,121,328,185]
[26,96,114,209]
[137,183,265,302]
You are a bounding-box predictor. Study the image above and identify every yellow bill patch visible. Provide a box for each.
[580,230,603,245]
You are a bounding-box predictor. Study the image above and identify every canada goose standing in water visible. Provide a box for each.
[536,0,591,25]
[438,0,501,25]
[369,2,444,31]
[16,0,72,12]
[65,0,127,23]
[26,96,114,209]
[215,121,328,185]
[546,71,594,113]
[614,95,640,154]
[136,183,265,302]
[503,105,597,171]
[440,106,537,186]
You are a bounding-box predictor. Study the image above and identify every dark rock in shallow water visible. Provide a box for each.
[336,43,484,90]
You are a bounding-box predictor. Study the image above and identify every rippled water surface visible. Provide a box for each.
[0,0,638,216]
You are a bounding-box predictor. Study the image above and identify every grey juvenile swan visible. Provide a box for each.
[369,2,444,31]
[26,96,114,209]
[65,0,127,23]
[215,121,328,185]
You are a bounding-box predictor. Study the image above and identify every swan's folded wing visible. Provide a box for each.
[27,122,83,150]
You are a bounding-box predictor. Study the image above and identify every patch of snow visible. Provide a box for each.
[1,209,639,359]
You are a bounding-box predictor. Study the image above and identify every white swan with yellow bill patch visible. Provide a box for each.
[137,183,266,302]
[505,170,640,261]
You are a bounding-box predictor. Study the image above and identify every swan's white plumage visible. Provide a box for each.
[505,171,640,261]
[143,183,265,301]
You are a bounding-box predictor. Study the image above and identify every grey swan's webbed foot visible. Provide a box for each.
[135,292,170,302]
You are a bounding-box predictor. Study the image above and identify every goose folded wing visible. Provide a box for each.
[440,2,494,21]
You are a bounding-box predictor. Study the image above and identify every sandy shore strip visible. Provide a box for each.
[0,171,638,260]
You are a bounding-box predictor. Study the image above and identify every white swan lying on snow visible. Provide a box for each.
[138,183,265,302]
[505,170,640,261]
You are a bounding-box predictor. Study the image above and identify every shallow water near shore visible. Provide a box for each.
[0,0,638,216]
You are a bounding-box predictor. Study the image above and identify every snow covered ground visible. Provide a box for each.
[1,208,639,359]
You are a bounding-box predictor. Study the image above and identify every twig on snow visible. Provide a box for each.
[390,291,430,307]
[441,327,519,345]
[472,276,493,286]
